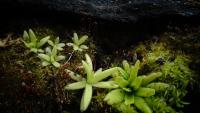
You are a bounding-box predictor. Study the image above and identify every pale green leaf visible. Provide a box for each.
[56,55,65,61]
[142,72,162,86]
[135,87,155,97]
[125,94,135,105]
[115,76,129,88]
[58,43,65,48]
[122,87,132,92]
[55,37,60,44]
[38,54,50,61]
[42,61,50,66]
[23,30,29,41]
[129,60,140,82]
[94,68,102,75]
[65,69,83,81]
[104,89,124,105]
[118,67,129,80]
[37,36,50,47]
[135,97,152,113]
[85,54,93,71]
[30,48,38,53]
[73,45,79,51]
[130,76,143,90]
[29,29,37,43]
[78,35,88,45]
[51,46,57,58]
[65,81,86,90]
[78,48,83,52]
[94,67,118,83]
[122,60,130,74]
[28,42,35,48]
[80,84,92,112]
[82,61,94,83]
[80,45,88,50]
[45,47,51,54]
[38,49,44,53]
[48,40,54,46]
[93,81,118,88]
[73,33,79,45]
[23,41,30,48]
[52,61,60,68]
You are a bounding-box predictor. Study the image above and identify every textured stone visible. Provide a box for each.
[0,0,200,23]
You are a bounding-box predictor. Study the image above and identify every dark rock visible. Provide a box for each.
[0,0,200,23]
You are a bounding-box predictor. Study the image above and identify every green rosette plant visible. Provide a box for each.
[22,29,50,53]
[38,46,65,68]
[104,60,170,113]
[65,54,119,112]
[67,33,88,52]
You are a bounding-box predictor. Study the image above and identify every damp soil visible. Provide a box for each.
[0,6,200,113]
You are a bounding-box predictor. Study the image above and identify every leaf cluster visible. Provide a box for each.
[65,54,118,112]
[67,33,88,52]
[104,60,170,113]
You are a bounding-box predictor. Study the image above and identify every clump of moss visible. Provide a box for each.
[131,39,194,112]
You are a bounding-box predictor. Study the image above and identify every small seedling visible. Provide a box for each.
[67,33,88,52]
[22,29,50,53]
[38,46,65,68]
[65,54,119,112]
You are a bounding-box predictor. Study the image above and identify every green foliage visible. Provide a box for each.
[104,60,169,113]
[113,103,137,113]
[67,32,89,52]
[48,37,65,51]
[38,46,65,68]
[23,29,50,53]
[135,41,194,111]
[160,55,193,108]
[145,97,176,113]
[65,54,118,112]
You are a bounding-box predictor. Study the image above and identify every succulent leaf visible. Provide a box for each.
[142,72,162,86]
[125,94,135,105]
[122,60,130,74]
[37,36,50,47]
[38,54,50,61]
[129,60,140,82]
[93,81,118,88]
[135,97,152,113]
[80,84,92,112]
[65,81,86,90]
[135,87,155,97]
[82,60,94,83]
[94,67,118,83]
[104,89,125,105]
[130,76,143,90]
[29,29,37,43]
[23,30,29,41]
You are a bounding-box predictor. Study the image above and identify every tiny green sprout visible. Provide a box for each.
[22,29,50,53]
[65,54,119,112]
[104,60,169,113]
[67,32,88,52]
[38,45,65,68]
[48,37,65,51]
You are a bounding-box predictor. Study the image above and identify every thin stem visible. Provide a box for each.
[66,50,75,63]
[61,50,75,69]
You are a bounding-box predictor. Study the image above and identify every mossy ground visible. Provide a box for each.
[0,24,200,113]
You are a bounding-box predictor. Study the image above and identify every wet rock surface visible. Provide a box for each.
[1,0,200,23]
